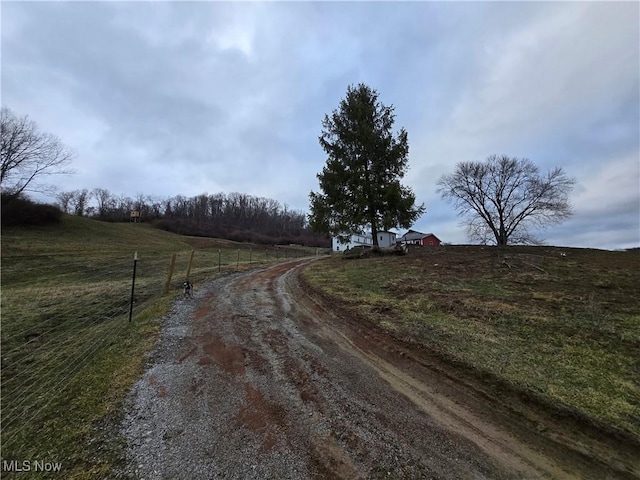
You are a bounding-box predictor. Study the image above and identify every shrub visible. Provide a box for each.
[1,194,63,227]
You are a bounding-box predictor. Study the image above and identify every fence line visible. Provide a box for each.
[3,328,117,442]
[0,244,321,458]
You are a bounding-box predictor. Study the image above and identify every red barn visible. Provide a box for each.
[400,230,442,246]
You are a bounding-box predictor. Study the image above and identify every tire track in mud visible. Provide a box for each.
[286,261,640,480]
[121,258,636,479]
[282,263,561,479]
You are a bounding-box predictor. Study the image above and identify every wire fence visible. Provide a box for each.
[0,244,318,460]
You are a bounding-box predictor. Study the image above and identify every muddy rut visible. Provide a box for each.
[120,258,639,479]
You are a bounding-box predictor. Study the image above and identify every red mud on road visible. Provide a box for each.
[121,258,639,479]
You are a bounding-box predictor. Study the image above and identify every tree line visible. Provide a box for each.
[0,107,327,246]
[55,188,328,246]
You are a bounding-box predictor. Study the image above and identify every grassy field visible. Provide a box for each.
[301,245,640,438]
[0,215,313,478]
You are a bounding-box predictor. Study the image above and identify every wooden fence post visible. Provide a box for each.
[218,249,221,272]
[236,249,240,271]
[185,249,195,281]
[164,252,177,294]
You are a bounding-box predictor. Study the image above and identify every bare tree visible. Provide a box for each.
[69,189,91,217]
[437,155,576,246]
[117,195,135,220]
[92,188,114,218]
[1,107,75,197]
[56,191,75,214]
[146,195,164,220]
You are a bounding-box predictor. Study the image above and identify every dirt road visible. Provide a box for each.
[121,258,638,479]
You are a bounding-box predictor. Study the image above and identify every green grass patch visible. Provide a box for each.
[1,214,315,477]
[302,246,640,437]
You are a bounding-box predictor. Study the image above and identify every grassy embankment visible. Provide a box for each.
[1,214,310,478]
[302,245,640,438]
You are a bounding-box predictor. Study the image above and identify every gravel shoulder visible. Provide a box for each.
[119,258,638,479]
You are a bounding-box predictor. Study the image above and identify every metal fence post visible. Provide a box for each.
[129,252,138,322]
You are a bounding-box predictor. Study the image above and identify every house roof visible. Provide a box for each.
[401,230,425,240]
[401,230,440,241]
[333,230,397,238]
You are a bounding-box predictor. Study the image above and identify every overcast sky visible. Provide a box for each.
[2,1,638,249]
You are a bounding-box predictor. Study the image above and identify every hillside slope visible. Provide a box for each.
[0,214,311,478]
[302,245,640,440]
[2,214,214,257]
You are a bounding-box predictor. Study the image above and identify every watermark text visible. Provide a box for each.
[2,459,63,473]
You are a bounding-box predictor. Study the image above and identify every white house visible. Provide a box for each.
[332,231,397,252]
[332,233,373,252]
[375,231,397,248]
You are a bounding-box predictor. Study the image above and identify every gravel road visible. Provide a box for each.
[119,258,638,479]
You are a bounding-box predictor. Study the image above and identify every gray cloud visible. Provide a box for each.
[2,1,638,248]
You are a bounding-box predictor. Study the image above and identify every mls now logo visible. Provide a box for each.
[2,460,63,473]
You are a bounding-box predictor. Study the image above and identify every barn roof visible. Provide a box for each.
[401,230,440,241]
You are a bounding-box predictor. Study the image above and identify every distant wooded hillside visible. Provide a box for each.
[19,190,331,247]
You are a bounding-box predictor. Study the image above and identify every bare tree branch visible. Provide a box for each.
[437,155,576,246]
[1,107,75,197]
